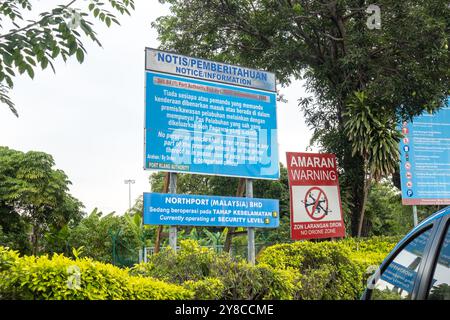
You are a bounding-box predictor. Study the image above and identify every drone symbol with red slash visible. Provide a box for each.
[301,187,331,221]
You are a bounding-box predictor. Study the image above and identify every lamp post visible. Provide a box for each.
[124,179,135,211]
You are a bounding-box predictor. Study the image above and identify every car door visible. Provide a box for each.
[417,212,450,300]
[363,217,442,300]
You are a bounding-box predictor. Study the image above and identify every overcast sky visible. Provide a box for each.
[0,0,313,215]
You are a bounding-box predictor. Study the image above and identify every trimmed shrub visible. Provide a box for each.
[1,236,398,300]
[258,241,362,299]
[0,246,19,272]
[0,246,192,300]
[183,277,225,300]
[130,240,214,283]
[130,240,297,300]
[340,236,398,286]
[257,237,397,299]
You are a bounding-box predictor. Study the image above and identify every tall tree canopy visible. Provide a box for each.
[153,0,450,236]
[0,0,135,116]
[0,146,83,254]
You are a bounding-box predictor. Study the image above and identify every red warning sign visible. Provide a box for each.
[286,152,345,240]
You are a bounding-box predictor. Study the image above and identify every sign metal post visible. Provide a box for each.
[246,179,255,265]
[413,205,418,227]
[169,172,178,252]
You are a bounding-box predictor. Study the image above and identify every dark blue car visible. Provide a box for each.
[363,207,450,300]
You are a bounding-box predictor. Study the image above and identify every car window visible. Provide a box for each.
[427,223,450,300]
[371,228,432,300]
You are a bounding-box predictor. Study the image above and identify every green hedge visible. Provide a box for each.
[341,236,398,282]
[130,238,397,300]
[258,241,362,299]
[257,237,397,299]
[0,236,398,300]
[0,246,192,300]
[130,240,300,300]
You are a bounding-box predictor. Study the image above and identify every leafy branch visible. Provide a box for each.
[0,0,135,117]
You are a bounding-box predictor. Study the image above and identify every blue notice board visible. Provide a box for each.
[399,97,450,205]
[144,49,279,180]
[143,193,280,228]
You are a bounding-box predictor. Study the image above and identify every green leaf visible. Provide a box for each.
[26,66,34,79]
[76,48,85,63]
[51,47,61,59]
[25,56,36,66]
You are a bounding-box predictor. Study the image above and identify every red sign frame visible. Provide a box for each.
[286,152,345,240]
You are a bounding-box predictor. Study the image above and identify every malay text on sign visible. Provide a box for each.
[286,152,346,240]
[144,49,279,179]
[146,48,276,92]
[143,193,280,228]
[400,98,450,205]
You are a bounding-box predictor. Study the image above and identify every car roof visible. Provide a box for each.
[413,206,450,231]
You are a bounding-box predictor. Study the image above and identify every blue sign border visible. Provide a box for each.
[143,192,280,228]
[399,97,450,205]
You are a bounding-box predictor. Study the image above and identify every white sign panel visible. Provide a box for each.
[145,48,276,92]
[291,185,343,223]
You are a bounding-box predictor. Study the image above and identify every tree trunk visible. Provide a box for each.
[223,178,246,253]
[357,167,371,238]
[340,143,365,237]
[154,226,163,254]
[31,223,40,256]
[154,173,170,254]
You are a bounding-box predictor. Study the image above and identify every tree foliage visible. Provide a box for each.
[344,91,403,236]
[66,208,146,265]
[364,181,413,237]
[0,0,135,116]
[344,91,402,181]
[0,146,83,254]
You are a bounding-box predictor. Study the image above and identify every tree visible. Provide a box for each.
[0,146,83,254]
[0,0,135,116]
[344,91,402,237]
[0,205,30,252]
[364,181,412,236]
[67,208,144,265]
[153,0,450,236]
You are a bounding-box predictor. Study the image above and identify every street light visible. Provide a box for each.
[124,179,135,211]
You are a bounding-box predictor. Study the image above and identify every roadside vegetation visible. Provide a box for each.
[0,237,398,300]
